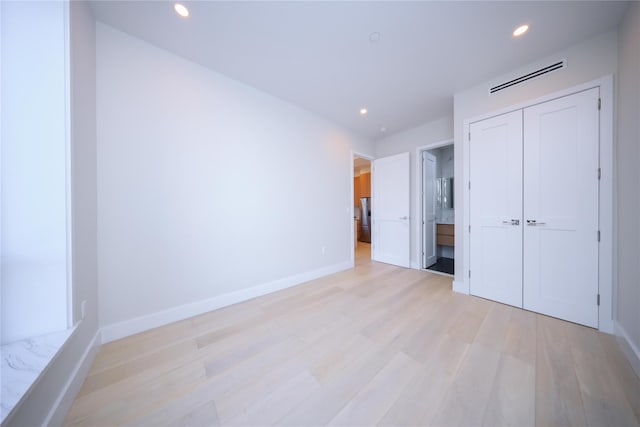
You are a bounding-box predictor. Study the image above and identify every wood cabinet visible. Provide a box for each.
[354,172,371,206]
[436,224,454,247]
[360,172,371,197]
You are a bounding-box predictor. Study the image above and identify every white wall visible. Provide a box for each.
[1,0,69,344]
[5,2,100,426]
[375,116,453,269]
[453,30,618,287]
[96,23,373,337]
[615,1,640,377]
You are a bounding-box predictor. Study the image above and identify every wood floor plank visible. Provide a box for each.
[379,355,457,426]
[481,353,535,427]
[328,351,421,426]
[598,333,640,422]
[429,342,503,426]
[566,321,639,426]
[535,315,588,427]
[63,244,640,427]
[277,346,394,426]
[123,387,220,427]
[502,307,537,366]
[225,370,320,425]
[214,356,308,422]
[473,302,512,351]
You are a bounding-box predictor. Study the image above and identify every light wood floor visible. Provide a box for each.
[65,244,640,426]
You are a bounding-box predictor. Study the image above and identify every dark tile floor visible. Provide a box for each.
[427,257,454,275]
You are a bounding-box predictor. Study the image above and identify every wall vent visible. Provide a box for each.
[489,59,566,94]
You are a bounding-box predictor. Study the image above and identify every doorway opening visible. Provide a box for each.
[420,143,454,276]
[353,155,372,262]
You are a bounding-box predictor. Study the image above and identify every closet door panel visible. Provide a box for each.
[523,88,599,328]
[469,110,523,308]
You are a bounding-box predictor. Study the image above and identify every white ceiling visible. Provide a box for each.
[90,1,628,139]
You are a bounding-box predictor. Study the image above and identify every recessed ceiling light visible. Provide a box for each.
[360,108,368,115]
[513,24,529,37]
[174,3,189,18]
[380,127,387,133]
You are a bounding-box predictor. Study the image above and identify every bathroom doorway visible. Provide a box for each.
[420,143,454,275]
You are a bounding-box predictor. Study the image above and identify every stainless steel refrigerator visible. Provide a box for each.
[360,197,371,243]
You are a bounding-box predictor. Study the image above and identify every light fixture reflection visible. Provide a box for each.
[174,3,189,18]
[513,24,529,37]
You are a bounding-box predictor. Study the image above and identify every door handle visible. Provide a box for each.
[526,219,546,226]
[399,216,409,220]
[502,219,520,225]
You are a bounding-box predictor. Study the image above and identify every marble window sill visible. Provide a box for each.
[1,326,76,423]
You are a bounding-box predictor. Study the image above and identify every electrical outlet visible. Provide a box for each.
[81,300,87,320]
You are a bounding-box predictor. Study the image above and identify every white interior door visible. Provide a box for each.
[469,110,523,308]
[373,152,410,268]
[422,151,437,268]
[523,88,600,328]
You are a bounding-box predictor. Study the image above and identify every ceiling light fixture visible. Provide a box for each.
[360,108,368,115]
[380,127,387,133]
[369,32,381,43]
[174,3,189,18]
[513,24,529,37]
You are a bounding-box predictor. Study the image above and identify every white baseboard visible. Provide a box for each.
[101,261,353,343]
[614,321,640,379]
[44,328,101,426]
[452,280,469,295]
[410,261,421,270]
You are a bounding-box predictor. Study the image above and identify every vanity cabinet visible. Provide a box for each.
[436,224,454,246]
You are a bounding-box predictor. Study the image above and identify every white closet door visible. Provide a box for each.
[523,88,600,328]
[372,152,411,268]
[469,110,523,307]
[423,151,437,268]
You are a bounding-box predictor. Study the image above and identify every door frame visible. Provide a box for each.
[462,75,614,333]
[350,150,375,266]
[415,139,454,271]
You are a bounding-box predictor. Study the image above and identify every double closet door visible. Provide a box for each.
[469,88,600,328]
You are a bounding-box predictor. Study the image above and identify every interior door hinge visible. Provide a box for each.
[468,181,471,190]
[597,294,600,306]
[597,230,601,242]
[598,168,601,180]
[468,131,471,141]
[469,270,471,278]
[598,98,601,110]
[469,225,471,233]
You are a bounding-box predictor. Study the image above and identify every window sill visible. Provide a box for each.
[1,326,76,423]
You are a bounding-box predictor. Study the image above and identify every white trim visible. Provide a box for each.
[461,75,614,332]
[452,280,467,294]
[414,139,454,271]
[350,150,374,266]
[101,260,352,343]
[63,0,74,328]
[424,269,454,279]
[44,328,101,427]
[614,321,640,379]
[597,76,614,333]
[462,117,471,296]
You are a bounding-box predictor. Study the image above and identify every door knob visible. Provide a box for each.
[502,219,520,225]
[526,219,546,226]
